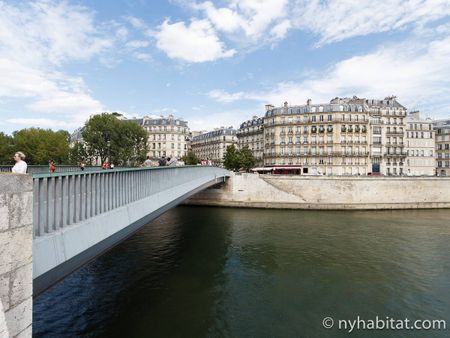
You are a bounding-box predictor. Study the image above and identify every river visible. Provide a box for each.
[33,207,450,337]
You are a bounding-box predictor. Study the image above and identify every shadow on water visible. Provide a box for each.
[33,207,233,338]
[34,207,450,338]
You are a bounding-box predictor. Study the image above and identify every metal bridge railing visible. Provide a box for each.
[0,165,103,174]
[32,166,228,238]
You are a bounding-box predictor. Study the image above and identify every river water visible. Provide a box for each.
[33,207,450,337]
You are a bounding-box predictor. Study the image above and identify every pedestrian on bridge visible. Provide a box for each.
[158,156,167,166]
[11,152,27,174]
[49,160,56,173]
[144,156,153,167]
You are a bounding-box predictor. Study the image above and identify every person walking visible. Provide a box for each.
[168,157,177,166]
[144,156,152,167]
[11,152,27,174]
[49,160,56,173]
[79,161,85,171]
[158,156,167,167]
[102,160,110,170]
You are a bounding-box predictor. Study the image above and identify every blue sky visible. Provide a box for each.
[1,0,450,134]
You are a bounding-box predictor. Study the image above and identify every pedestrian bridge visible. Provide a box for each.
[32,166,229,295]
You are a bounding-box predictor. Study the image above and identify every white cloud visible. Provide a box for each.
[0,1,113,67]
[270,19,291,40]
[133,52,153,61]
[0,1,109,129]
[0,59,103,123]
[125,16,148,30]
[292,0,450,46]
[154,19,236,62]
[195,1,244,33]
[208,89,245,103]
[195,0,290,43]
[190,0,450,51]
[126,40,150,48]
[209,25,450,118]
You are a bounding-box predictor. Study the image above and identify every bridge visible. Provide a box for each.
[0,166,228,337]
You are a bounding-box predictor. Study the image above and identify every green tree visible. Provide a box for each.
[12,128,70,165]
[0,132,14,164]
[68,141,88,165]
[238,146,256,172]
[182,150,200,165]
[82,113,147,166]
[223,144,240,171]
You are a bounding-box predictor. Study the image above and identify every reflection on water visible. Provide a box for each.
[34,207,450,337]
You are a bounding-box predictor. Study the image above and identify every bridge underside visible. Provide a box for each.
[33,175,225,296]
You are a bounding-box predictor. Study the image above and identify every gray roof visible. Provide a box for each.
[131,117,188,127]
[192,128,236,141]
[239,117,264,129]
[265,96,406,117]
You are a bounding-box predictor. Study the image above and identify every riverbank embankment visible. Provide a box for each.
[185,173,450,209]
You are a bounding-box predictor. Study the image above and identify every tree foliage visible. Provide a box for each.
[82,113,148,166]
[238,145,256,171]
[12,128,70,165]
[0,132,14,164]
[223,144,240,171]
[223,144,256,171]
[182,150,200,165]
[68,141,88,165]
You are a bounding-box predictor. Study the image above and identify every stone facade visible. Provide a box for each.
[434,119,450,176]
[237,96,412,175]
[405,111,435,176]
[191,127,237,165]
[263,98,371,175]
[0,174,33,338]
[134,115,190,160]
[365,97,407,176]
[237,116,264,166]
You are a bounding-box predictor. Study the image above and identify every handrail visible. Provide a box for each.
[31,165,212,178]
[32,166,229,238]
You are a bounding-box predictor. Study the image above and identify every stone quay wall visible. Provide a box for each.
[185,173,450,210]
[0,174,33,337]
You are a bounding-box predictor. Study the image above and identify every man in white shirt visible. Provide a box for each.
[143,156,153,167]
[12,152,27,174]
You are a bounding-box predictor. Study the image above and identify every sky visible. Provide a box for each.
[1,0,450,134]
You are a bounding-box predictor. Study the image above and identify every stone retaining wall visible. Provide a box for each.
[186,173,450,209]
[0,174,33,337]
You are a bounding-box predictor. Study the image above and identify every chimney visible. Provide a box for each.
[265,104,274,112]
[409,111,420,120]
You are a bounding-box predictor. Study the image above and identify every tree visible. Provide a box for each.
[182,151,200,165]
[223,144,240,171]
[12,128,70,165]
[238,146,256,172]
[68,141,88,165]
[82,113,147,166]
[0,132,14,164]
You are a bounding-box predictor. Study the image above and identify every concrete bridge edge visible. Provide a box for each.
[33,176,224,296]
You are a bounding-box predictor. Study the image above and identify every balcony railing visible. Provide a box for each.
[385,131,404,135]
[264,151,370,158]
[384,152,407,157]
